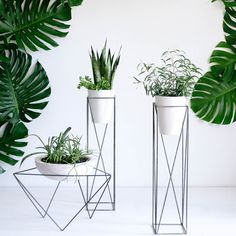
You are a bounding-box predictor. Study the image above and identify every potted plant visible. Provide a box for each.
[20,127,95,181]
[135,50,202,135]
[78,41,121,124]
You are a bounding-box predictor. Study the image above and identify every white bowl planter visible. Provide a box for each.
[88,90,115,124]
[155,96,187,135]
[35,156,96,181]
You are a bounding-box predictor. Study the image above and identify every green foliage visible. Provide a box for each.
[0,0,84,173]
[21,127,92,165]
[0,122,28,172]
[78,41,121,90]
[0,49,51,124]
[135,50,202,97]
[0,0,72,51]
[190,1,236,124]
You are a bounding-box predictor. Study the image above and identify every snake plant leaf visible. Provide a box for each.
[191,71,236,124]
[0,49,51,124]
[209,41,236,81]
[0,0,71,51]
[0,122,28,173]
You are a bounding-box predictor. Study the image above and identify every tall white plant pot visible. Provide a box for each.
[155,96,187,135]
[88,90,115,124]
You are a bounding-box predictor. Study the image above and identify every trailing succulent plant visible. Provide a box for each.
[20,127,92,165]
[0,0,84,174]
[135,50,202,97]
[78,41,121,90]
[191,0,236,124]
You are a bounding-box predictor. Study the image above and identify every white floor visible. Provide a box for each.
[1,187,236,236]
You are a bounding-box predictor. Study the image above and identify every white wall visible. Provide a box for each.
[1,0,236,187]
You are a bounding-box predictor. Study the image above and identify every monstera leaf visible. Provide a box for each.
[224,3,236,49]
[209,41,236,80]
[191,71,236,124]
[0,49,51,124]
[0,0,72,51]
[0,122,28,173]
[67,0,83,7]
[191,2,236,125]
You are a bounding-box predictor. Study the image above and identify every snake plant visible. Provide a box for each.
[78,41,121,90]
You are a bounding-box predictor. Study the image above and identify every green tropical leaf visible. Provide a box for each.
[209,41,236,81]
[0,0,72,51]
[0,122,28,173]
[223,6,236,49]
[67,0,83,7]
[0,49,51,123]
[191,71,236,124]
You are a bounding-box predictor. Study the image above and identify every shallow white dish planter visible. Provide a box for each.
[155,96,187,135]
[88,90,115,124]
[35,156,96,181]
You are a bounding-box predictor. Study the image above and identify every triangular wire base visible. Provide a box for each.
[14,168,111,231]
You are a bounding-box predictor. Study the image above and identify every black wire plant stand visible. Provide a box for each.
[13,167,111,231]
[86,96,116,211]
[152,103,189,235]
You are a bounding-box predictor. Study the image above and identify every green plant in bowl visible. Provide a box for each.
[21,127,94,180]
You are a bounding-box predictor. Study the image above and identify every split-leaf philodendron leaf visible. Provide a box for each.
[191,1,236,124]
[0,122,28,173]
[0,0,72,51]
[0,49,51,124]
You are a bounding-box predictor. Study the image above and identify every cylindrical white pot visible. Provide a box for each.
[155,96,187,136]
[35,156,96,181]
[88,90,115,124]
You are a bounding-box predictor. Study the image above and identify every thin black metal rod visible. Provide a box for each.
[43,181,61,218]
[14,175,44,217]
[152,103,155,227]
[90,176,111,218]
[160,133,183,224]
[156,129,183,234]
[14,175,63,230]
[185,107,189,232]
[78,178,92,218]
[113,96,116,210]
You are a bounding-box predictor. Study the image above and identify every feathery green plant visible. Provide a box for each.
[135,50,202,97]
[21,127,92,165]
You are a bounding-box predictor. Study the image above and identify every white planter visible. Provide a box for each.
[155,96,187,136]
[35,156,96,181]
[88,90,115,124]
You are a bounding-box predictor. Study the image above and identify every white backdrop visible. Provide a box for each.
[1,0,236,187]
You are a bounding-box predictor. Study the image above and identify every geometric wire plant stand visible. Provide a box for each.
[152,103,189,235]
[13,167,111,231]
[86,96,116,211]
